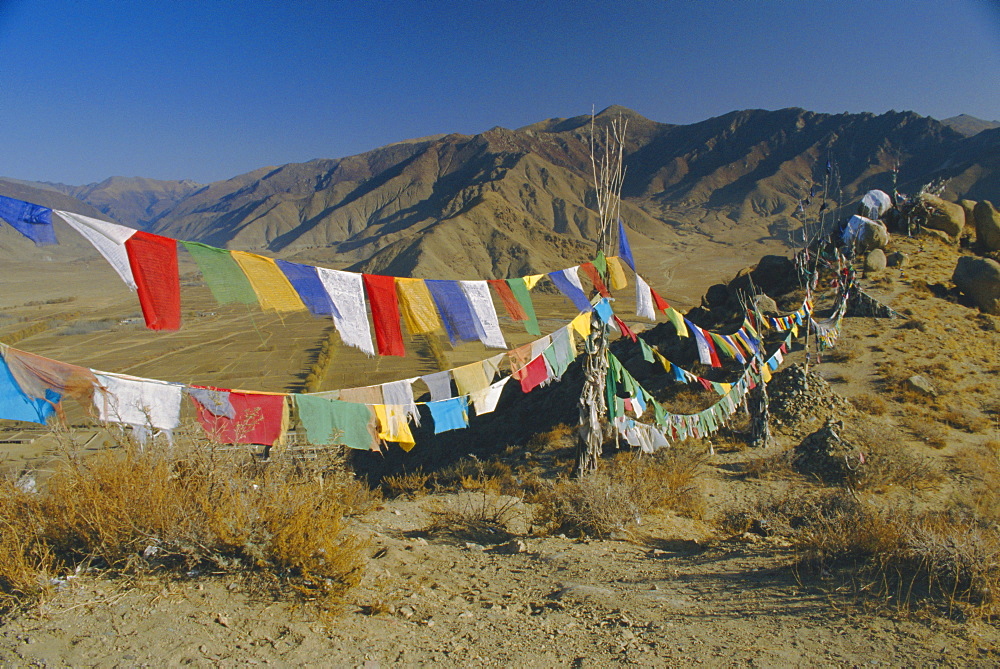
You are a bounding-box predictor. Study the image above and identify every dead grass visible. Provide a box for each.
[850,393,889,416]
[531,444,706,538]
[0,436,374,615]
[424,463,523,544]
[901,416,950,449]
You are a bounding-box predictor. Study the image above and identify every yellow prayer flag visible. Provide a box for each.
[452,361,491,397]
[395,277,441,335]
[374,404,416,452]
[230,251,307,313]
[523,274,544,290]
[761,363,772,383]
[653,350,671,374]
[665,307,688,337]
[605,256,629,290]
[569,311,592,339]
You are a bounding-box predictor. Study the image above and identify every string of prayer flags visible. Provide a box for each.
[293,394,377,451]
[426,279,480,345]
[459,280,507,349]
[275,260,337,316]
[687,319,722,367]
[362,274,406,357]
[181,241,258,305]
[548,267,593,313]
[0,195,56,245]
[427,396,469,433]
[125,231,181,331]
[504,278,540,335]
[316,268,375,356]
[231,251,307,313]
[395,278,441,336]
[56,211,137,289]
[617,219,636,271]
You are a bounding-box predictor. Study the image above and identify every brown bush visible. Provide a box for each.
[531,444,706,538]
[0,437,373,614]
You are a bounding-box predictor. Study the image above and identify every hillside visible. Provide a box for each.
[7,106,997,284]
[941,113,1000,137]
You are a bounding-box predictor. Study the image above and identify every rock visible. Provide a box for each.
[864,249,887,272]
[918,193,965,239]
[953,255,1000,315]
[492,539,528,555]
[464,542,485,552]
[857,219,890,253]
[751,293,779,315]
[751,255,796,294]
[886,251,908,268]
[974,201,1000,251]
[398,606,415,619]
[960,199,978,235]
[703,283,730,309]
[904,374,938,397]
[858,189,893,219]
[792,418,863,484]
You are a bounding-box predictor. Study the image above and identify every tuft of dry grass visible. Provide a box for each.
[531,444,706,538]
[0,437,374,615]
[850,393,889,416]
[424,464,523,544]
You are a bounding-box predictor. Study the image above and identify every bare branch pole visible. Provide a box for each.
[575,111,627,477]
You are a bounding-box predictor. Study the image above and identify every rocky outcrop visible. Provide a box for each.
[918,193,965,240]
[953,255,1000,315]
[974,201,1000,251]
[792,418,863,484]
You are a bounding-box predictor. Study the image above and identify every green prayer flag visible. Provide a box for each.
[294,394,375,451]
[506,277,541,336]
[593,251,607,279]
[182,241,258,305]
[639,338,655,364]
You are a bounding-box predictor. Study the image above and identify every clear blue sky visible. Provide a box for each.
[1,0,998,185]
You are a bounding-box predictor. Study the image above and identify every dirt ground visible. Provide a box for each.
[3,234,1000,666]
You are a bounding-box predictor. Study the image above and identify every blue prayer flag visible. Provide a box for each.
[0,195,56,245]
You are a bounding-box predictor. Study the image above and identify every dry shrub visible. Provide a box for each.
[0,438,373,614]
[794,495,1000,617]
[938,406,991,433]
[432,458,518,494]
[525,423,577,452]
[741,448,795,479]
[901,416,950,449]
[383,469,431,498]
[424,473,522,545]
[531,445,706,538]
[847,419,941,491]
[850,393,888,416]
[822,341,857,363]
[0,481,53,612]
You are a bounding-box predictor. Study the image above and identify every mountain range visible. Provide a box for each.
[2,107,998,280]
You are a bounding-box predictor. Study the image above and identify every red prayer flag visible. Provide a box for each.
[191,389,286,446]
[488,279,527,321]
[579,263,611,298]
[124,231,181,330]
[519,355,549,393]
[613,315,638,342]
[363,274,405,357]
[650,287,670,312]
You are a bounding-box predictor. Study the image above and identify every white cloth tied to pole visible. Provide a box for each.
[55,210,138,289]
[459,280,507,349]
[316,267,375,356]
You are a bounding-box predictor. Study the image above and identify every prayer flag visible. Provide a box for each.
[548,268,592,313]
[231,251,307,312]
[316,268,375,356]
[459,280,507,349]
[488,279,528,321]
[635,273,656,320]
[605,256,628,290]
[505,278,540,335]
[579,262,610,297]
[0,354,59,424]
[56,211,137,288]
[181,241,258,305]
[193,390,288,447]
[294,394,376,451]
[0,195,55,245]
[125,231,181,331]
[276,260,337,316]
[617,219,636,271]
[395,277,441,335]
[427,397,469,433]
[426,279,480,344]
[363,274,406,357]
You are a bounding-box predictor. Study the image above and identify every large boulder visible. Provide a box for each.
[918,193,965,240]
[856,218,890,253]
[960,199,977,236]
[858,189,893,219]
[953,255,1000,315]
[750,255,796,295]
[865,249,887,272]
[974,201,1000,251]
